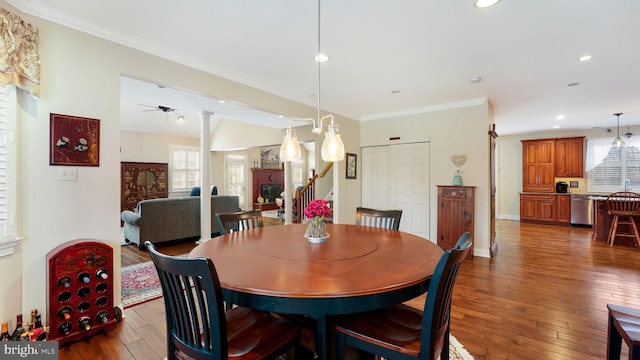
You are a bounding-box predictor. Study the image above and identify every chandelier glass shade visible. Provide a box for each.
[612,113,625,148]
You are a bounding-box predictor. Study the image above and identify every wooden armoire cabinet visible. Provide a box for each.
[121,162,168,215]
[437,186,474,259]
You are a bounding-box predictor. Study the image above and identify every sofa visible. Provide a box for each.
[120,195,240,249]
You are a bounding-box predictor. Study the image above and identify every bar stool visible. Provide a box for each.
[606,191,640,247]
[607,304,640,359]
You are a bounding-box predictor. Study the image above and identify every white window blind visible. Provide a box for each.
[170,147,200,192]
[226,154,246,208]
[587,137,640,191]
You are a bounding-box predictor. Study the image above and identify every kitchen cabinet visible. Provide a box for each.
[520,194,556,223]
[522,139,555,192]
[556,194,571,224]
[555,137,585,177]
[437,186,474,259]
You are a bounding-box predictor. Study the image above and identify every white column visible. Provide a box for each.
[198,111,213,243]
[284,160,293,224]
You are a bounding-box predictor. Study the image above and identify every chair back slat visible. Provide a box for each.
[215,210,264,235]
[147,242,228,359]
[421,232,472,359]
[355,207,403,230]
[606,191,640,215]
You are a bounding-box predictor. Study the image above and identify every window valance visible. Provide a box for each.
[0,7,40,96]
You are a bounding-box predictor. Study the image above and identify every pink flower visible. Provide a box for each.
[304,199,332,219]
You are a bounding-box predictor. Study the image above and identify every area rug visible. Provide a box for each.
[121,260,162,308]
[449,335,474,360]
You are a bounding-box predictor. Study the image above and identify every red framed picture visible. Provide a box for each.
[50,113,100,166]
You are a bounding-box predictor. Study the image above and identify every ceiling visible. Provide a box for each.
[8,0,640,137]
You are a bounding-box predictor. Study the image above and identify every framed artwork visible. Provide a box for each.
[50,113,100,166]
[261,145,281,169]
[346,153,357,179]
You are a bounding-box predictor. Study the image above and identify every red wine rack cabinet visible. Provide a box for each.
[47,239,117,346]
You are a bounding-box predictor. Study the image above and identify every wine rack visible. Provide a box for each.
[47,239,117,346]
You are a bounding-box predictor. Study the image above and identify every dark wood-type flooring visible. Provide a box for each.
[60,219,639,359]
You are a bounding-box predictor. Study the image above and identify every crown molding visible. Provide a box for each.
[360,97,489,121]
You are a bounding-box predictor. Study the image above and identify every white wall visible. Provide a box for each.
[360,100,492,257]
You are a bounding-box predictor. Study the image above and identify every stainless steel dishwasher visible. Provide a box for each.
[570,194,593,226]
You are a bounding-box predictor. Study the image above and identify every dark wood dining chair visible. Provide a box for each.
[606,191,640,248]
[355,207,403,230]
[145,241,301,360]
[607,303,640,360]
[215,209,264,235]
[334,232,472,360]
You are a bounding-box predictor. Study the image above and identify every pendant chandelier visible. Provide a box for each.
[612,113,625,148]
[279,0,345,162]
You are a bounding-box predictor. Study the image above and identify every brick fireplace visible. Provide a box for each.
[251,168,284,211]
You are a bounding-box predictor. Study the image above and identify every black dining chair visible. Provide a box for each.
[145,241,301,360]
[334,232,472,360]
[214,209,264,235]
[355,207,403,230]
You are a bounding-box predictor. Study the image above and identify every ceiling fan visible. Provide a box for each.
[138,104,176,113]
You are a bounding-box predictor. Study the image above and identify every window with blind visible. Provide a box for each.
[226,154,246,209]
[0,85,16,239]
[170,146,200,192]
[588,140,640,191]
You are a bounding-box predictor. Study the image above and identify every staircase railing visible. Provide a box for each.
[294,162,333,223]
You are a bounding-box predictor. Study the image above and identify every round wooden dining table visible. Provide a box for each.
[189,223,443,360]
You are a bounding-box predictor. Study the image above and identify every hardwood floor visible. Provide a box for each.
[60,219,639,359]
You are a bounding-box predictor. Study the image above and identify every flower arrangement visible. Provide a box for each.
[304,199,331,240]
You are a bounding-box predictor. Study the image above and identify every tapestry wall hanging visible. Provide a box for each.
[50,113,100,166]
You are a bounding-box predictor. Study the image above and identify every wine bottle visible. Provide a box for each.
[30,309,37,330]
[58,306,72,321]
[57,322,71,336]
[96,311,109,323]
[34,314,43,329]
[78,317,91,331]
[0,321,12,341]
[58,275,72,288]
[78,272,91,283]
[96,269,108,280]
[10,314,23,339]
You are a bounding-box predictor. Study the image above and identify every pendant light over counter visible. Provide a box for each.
[612,113,625,148]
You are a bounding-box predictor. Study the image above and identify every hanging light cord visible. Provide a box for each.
[317,0,322,126]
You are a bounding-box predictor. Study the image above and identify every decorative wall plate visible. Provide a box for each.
[451,154,467,167]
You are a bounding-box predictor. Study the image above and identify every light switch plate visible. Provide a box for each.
[59,167,78,181]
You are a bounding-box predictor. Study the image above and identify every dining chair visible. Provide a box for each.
[355,207,403,230]
[214,209,264,235]
[145,241,301,360]
[607,303,640,360]
[606,191,640,248]
[334,232,472,360]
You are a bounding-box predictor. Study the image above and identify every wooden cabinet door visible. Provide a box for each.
[520,195,537,221]
[537,197,555,222]
[437,186,474,259]
[522,139,555,192]
[555,137,584,177]
[557,195,571,224]
[537,140,556,191]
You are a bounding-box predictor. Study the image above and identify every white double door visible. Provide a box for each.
[361,142,430,239]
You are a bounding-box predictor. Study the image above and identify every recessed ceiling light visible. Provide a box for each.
[469,76,482,84]
[474,0,501,9]
[391,90,400,94]
[177,115,185,123]
[578,55,593,62]
[568,82,580,87]
[314,54,330,62]
[556,114,566,120]
[218,100,226,104]
[553,125,561,129]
